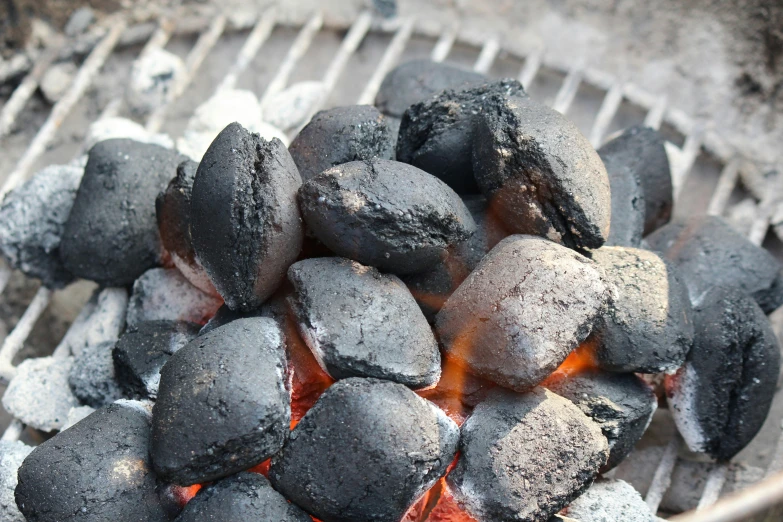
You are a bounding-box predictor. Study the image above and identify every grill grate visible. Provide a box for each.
[0,5,781,520]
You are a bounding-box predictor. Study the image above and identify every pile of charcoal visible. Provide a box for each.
[1,59,782,522]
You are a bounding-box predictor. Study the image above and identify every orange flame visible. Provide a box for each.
[417,356,495,426]
[544,338,599,383]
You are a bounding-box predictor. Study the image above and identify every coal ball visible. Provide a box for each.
[565,478,655,522]
[68,340,124,408]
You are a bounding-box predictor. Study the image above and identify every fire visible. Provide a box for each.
[403,457,477,522]
[417,356,495,426]
[248,459,271,476]
[543,337,599,385]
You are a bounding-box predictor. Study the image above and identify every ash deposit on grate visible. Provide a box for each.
[0,58,781,522]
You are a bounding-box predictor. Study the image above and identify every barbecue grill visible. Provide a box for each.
[1,4,782,521]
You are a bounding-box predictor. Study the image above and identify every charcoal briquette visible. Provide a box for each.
[190,122,303,311]
[665,287,781,460]
[60,139,188,286]
[298,158,476,274]
[68,340,124,408]
[15,401,168,522]
[151,317,289,484]
[269,378,459,522]
[472,95,611,249]
[175,472,310,522]
[646,215,783,313]
[436,235,608,391]
[565,478,654,522]
[288,105,395,181]
[396,79,526,194]
[0,441,33,522]
[447,387,608,522]
[287,257,440,388]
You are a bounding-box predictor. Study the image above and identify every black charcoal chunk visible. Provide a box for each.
[0,165,82,288]
[590,246,694,373]
[15,401,168,522]
[646,215,783,313]
[113,320,200,399]
[190,122,303,311]
[436,235,608,391]
[288,105,395,181]
[175,472,310,522]
[156,159,216,295]
[447,387,608,522]
[68,341,124,408]
[665,287,780,460]
[298,158,476,274]
[287,257,440,388]
[397,79,526,194]
[375,59,486,118]
[545,370,657,471]
[198,303,264,336]
[151,317,289,484]
[565,478,654,522]
[60,139,188,286]
[601,126,672,235]
[269,378,459,522]
[401,195,508,320]
[473,95,611,249]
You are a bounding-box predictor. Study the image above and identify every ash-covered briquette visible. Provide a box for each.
[59,139,188,286]
[402,195,509,321]
[544,370,657,471]
[156,159,217,296]
[288,105,395,181]
[269,378,459,522]
[589,246,694,374]
[646,215,783,313]
[472,95,612,250]
[175,473,310,522]
[15,401,168,522]
[396,79,526,194]
[298,159,476,274]
[665,287,781,461]
[0,164,82,288]
[436,235,608,391]
[113,320,200,399]
[565,478,654,522]
[374,59,486,118]
[287,257,440,388]
[190,122,303,311]
[0,441,33,522]
[599,126,672,238]
[151,317,289,485]
[68,341,123,408]
[447,387,608,522]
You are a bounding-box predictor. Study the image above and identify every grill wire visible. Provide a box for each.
[0,6,781,520]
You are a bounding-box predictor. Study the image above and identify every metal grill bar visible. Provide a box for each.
[672,127,704,200]
[430,24,459,62]
[519,48,544,89]
[552,65,583,115]
[1,419,23,441]
[589,83,624,147]
[707,159,741,216]
[697,464,729,510]
[0,286,52,382]
[473,37,500,74]
[644,95,668,130]
[645,435,682,513]
[219,9,280,94]
[357,18,415,105]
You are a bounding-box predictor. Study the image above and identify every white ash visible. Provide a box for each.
[2,356,79,431]
[115,398,154,418]
[261,81,326,130]
[61,405,95,430]
[58,287,127,357]
[565,478,654,522]
[39,62,77,103]
[176,89,288,161]
[126,268,222,327]
[0,440,33,522]
[64,7,95,36]
[83,117,174,151]
[126,48,185,115]
[725,197,758,237]
[666,361,707,453]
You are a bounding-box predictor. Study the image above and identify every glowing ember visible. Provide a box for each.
[417,357,495,426]
[543,339,598,383]
[172,483,202,506]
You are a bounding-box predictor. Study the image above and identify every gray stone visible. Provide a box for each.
[39,62,77,103]
[64,7,95,36]
[68,340,123,408]
[288,257,440,388]
[0,441,32,522]
[126,48,185,115]
[565,478,654,522]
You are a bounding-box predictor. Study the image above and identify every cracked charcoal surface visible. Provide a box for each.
[15,402,168,522]
[156,159,217,296]
[269,378,459,522]
[397,79,526,194]
[374,59,486,118]
[68,340,124,408]
[472,95,611,249]
[151,317,289,484]
[545,370,657,471]
[665,287,780,460]
[190,122,303,311]
[646,215,783,313]
[287,257,440,388]
[436,235,608,391]
[60,139,188,286]
[113,320,200,399]
[0,164,82,288]
[0,441,32,522]
[565,478,654,522]
[447,387,608,522]
[401,195,509,321]
[298,158,476,274]
[589,246,694,373]
[288,105,395,182]
[175,472,310,522]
